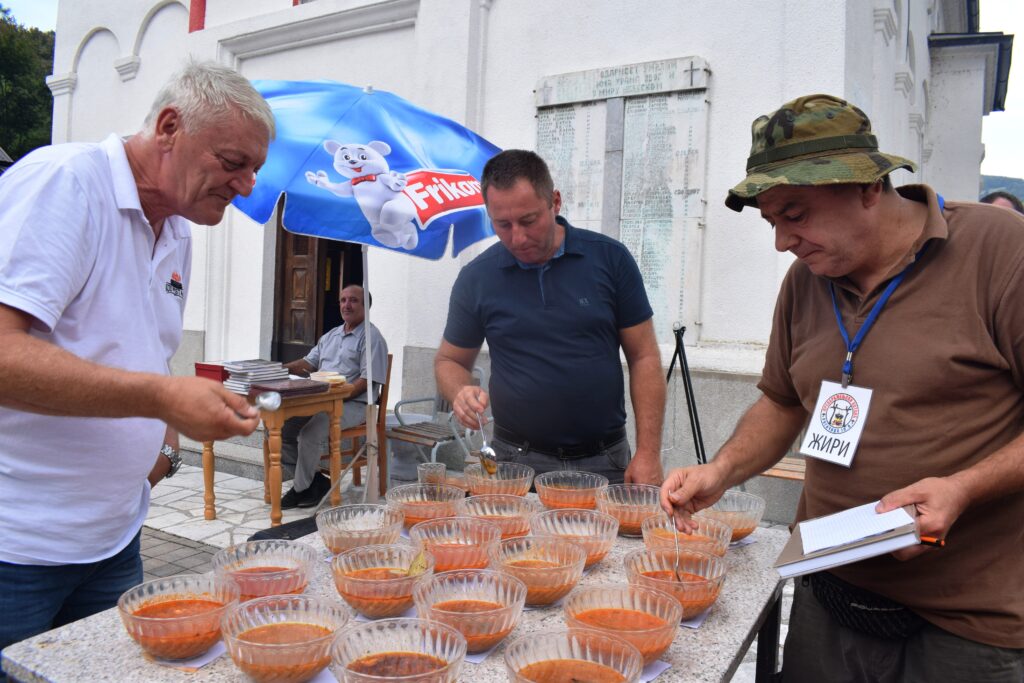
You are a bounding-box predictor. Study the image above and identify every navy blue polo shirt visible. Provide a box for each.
[443,217,653,446]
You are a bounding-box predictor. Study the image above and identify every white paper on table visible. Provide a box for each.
[464,643,500,664]
[639,660,672,682]
[799,501,913,555]
[308,668,337,683]
[401,527,411,540]
[679,607,711,629]
[354,605,417,622]
[730,534,757,549]
[153,642,226,671]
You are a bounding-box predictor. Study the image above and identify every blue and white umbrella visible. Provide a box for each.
[234,80,501,499]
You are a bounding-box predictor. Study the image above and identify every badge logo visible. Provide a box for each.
[165,271,184,299]
[819,392,859,434]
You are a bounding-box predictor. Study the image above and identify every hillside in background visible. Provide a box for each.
[981,175,1024,201]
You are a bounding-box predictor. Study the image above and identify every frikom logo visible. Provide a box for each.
[402,170,484,229]
[165,271,184,298]
[819,393,859,435]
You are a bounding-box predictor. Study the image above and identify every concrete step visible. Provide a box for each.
[180,432,266,481]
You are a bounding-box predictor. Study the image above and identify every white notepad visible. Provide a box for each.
[800,501,914,555]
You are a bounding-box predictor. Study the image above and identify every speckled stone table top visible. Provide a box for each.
[2,506,788,683]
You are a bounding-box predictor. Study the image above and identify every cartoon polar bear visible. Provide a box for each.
[305,140,420,249]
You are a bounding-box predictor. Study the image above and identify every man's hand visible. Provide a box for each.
[876,476,970,561]
[453,385,490,430]
[660,462,729,532]
[156,376,260,442]
[624,448,664,485]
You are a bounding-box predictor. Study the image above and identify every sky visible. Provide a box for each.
[3,0,1021,180]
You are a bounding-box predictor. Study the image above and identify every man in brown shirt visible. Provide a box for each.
[660,94,1024,681]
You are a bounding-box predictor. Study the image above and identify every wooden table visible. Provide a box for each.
[202,383,355,527]
[0,520,790,683]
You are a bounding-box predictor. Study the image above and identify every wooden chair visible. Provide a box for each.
[384,366,485,466]
[320,354,393,498]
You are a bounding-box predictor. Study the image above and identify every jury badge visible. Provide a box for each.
[799,380,873,467]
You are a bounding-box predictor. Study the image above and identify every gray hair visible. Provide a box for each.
[142,60,275,138]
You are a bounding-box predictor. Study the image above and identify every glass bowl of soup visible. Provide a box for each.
[563,584,681,665]
[623,548,726,619]
[316,504,404,555]
[408,517,501,573]
[117,574,239,660]
[463,462,535,497]
[413,569,527,653]
[641,514,731,557]
[385,483,465,530]
[331,617,467,683]
[488,537,586,607]
[213,540,317,602]
[460,495,540,539]
[529,508,619,569]
[221,595,350,683]
[331,544,434,618]
[595,484,662,537]
[696,489,766,542]
[534,471,609,510]
[503,628,643,683]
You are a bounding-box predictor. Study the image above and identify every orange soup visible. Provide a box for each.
[476,514,529,539]
[432,599,510,652]
[422,542,488,572]
[230,566,306,601]
[348,652,447,677]
[538,487,598,510]
[641,570,718,616]
[517,659,625,683]
[505,559,573,605]
[648,529,725,556]
[572,608,671,664]
[555,534,607,567]
[131,598,224,660]
[400,501,455,528]
[336,567,414,618]
[236,622,332,683]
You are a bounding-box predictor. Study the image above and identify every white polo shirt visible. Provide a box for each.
[0,134,192,565]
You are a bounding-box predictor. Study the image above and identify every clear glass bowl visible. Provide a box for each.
[533,471,609,510]
[488,537,586,607]
[331,544,435,618]
[563,584,681,665]
[408,517,501,572]
[461,494,540,539]
[503,628,643,683]
[331,617,467,683]
[221,595,350,683]
[316,504,405,555]
[696,489,766,542]
[413,569,527,653]
[117,574,239,660]
[385,483,466,529]
[595,484,662,537]
[463,462,535,497]
[623,548,726,619]
[529,508,619,569]
[212,540,318,602]
[641,514,731,557]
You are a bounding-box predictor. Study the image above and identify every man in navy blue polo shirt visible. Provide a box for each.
[435,150,665,484]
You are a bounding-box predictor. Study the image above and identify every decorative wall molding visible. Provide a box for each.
[114,55,141,81]
[217,0,419,64]
[874,6,897,45]
[46,73,77,96]
[894,67,914,98]
[908,112,926,133]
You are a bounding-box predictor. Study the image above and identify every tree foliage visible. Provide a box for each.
[0,4,55,163]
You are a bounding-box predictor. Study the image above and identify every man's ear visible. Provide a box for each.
[861,180,884,208]
[154,107,182,150]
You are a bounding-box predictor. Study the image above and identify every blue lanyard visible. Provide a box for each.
[829,194,942,387]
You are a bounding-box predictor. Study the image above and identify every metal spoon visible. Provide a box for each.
[476,412,498,476]
[668,509,682,581]
[254,391,282,411]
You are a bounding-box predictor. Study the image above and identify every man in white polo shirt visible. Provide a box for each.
[281,284,389,508]
[0,61,273,659]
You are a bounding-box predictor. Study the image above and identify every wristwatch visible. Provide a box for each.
[159,444,182,479]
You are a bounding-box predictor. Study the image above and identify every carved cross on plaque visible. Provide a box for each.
[685,60,700,87]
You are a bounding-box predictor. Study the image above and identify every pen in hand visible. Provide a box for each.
[919,536,945,548]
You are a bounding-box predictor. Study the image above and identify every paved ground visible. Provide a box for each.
[140,527,218,581]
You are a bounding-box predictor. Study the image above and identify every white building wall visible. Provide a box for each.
[50,0,987,407]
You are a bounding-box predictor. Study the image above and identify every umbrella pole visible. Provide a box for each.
[360,244,381,502]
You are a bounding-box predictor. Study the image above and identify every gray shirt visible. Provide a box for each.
[305,321,389,403]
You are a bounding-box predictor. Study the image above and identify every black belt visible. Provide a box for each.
[493,424,627,460]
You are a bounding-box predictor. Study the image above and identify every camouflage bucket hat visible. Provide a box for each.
[725,94,916,211]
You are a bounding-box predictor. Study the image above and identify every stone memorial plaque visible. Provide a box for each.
[535,57,709,107]
[537,101,607,229]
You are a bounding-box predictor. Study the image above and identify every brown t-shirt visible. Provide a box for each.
[759,185,1024,648]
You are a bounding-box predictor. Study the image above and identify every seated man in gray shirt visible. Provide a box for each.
[280,284,389,508]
